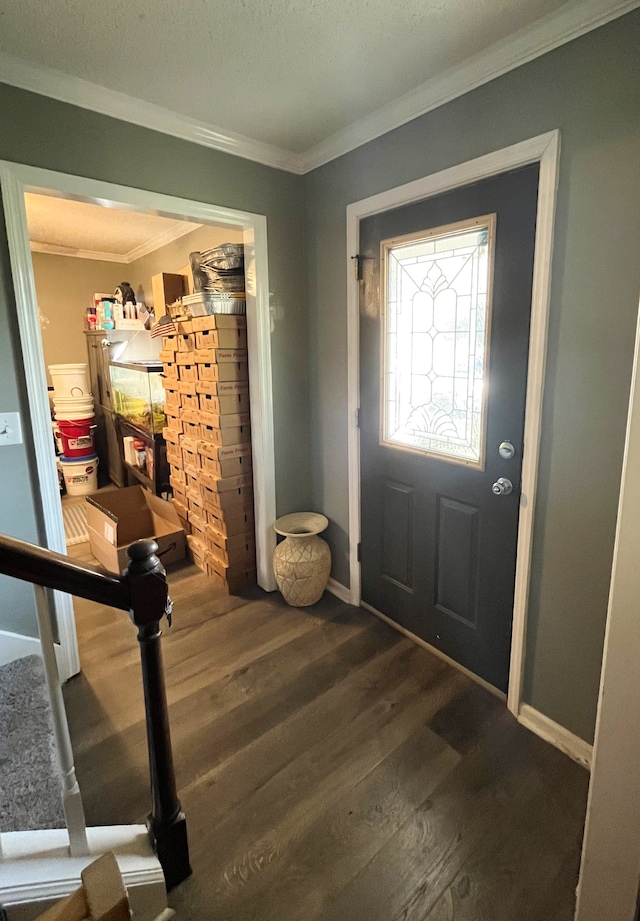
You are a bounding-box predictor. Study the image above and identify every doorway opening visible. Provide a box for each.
[0,161,277,682]
[346,131,560,724]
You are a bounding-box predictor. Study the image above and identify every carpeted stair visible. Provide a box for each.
[0,654,65,832]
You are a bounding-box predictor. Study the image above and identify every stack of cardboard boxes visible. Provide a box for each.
[160,314,255,592]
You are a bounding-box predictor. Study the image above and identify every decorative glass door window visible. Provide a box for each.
[381,215,495,467]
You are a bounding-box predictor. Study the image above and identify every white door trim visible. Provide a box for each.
[346,129,560,718]
[574,294,640,921]
[0,160,277,682]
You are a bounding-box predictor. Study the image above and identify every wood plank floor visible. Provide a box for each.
[62,560,589,921]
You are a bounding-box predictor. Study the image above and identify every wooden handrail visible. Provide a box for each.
[0,532,192,891]
[0,534,130,610]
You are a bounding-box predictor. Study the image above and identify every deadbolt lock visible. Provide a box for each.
[498,441,515,460]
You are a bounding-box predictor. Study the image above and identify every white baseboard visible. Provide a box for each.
[0,630,42,668]
[518,703,592,769]
[0,825,170,921]
[326,578,352,604]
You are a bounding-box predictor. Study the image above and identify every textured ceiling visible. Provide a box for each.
[0,0,582,153]
[25,193,201,259]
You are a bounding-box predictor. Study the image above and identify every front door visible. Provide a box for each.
[359,166,539,692]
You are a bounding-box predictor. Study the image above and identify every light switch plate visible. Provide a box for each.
[0,412,23,446]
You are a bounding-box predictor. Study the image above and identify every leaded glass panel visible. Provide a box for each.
[381,216,495,467]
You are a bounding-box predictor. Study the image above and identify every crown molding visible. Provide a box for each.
[1,0,637,176]
[121,219,202,262]
[0,51,303,175]
[30,219,203,263]
[299,0,640,172]
[30,240,128,262]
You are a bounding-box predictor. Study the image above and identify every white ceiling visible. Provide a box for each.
[0,0,637,172]
[25,193,201,262]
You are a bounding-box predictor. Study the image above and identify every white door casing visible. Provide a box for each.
[0,160,277,682]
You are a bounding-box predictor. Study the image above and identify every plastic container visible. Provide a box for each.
[59,454,99,496]
[109,360,166,433]
[57,417,96,458]
[182,292,246,316]
[49,363,91,398]
[53,395,95,420]
[52,421,63,456]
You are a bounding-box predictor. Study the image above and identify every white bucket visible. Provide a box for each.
[49,363,91,399]
[53,395,95,419]
[60,455,99,496]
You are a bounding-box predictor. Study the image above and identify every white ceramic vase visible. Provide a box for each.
[273,512,331,607]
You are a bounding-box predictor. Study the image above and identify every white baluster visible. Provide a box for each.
[33,585,89,857]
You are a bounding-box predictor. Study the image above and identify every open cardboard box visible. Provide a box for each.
[86,486,186,573]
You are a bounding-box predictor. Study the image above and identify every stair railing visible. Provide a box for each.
[0,534,191,891]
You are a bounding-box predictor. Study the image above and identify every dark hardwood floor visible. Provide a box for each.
[62,560,588,921]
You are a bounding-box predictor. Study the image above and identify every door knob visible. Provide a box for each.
[492,477,513,496]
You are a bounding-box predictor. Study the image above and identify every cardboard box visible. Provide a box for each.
[178,379,198,395]
[195,379,249,396]
[180,434,200,454]
[188,505,207,530]
[170,478,187,503]
[186,484,204,508]
[183,421,201,441]
[204,552,256,592]
[197,441,252,462]
[200,483,253,515]
[152,272,185,314]
[179,363,198,382]
[162,335,178,353]
[194,348,248,365]
[86,486,186,574]
[166,444,182,466]
[186,533,206,568]
[200,422,251,446]
[205,508,255,538]
[163,387,181,407]
[178,265,194,296]
[177,333,196,352]
[190,517,206,541]
[200,410,250,429]
[182,444,201,474]
[165,402,181,422]
[176,351,196,365]
[181,408,201,426]
[181,392,199,412]
[199,471,253,493]
[191,315,247,332]
[163,426,181,446]
[172,496,189,529]
[198,361,249,382]
[195,327,247,350]
[159,350,175,363]
[205,529,255,565]
[163,362,179,380]
[169,465,186,484]
[198,391,250,416]
[201,452,252,478]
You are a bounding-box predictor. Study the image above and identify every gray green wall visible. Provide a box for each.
[0,211,43,636]
[0,83,310,638]
[1,10,638,739]
[303,10,640,742]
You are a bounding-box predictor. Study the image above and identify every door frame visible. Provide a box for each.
[0,160,278,682]
[346,130,560,715]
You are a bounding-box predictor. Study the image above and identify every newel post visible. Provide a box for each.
[126,539,192,891]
